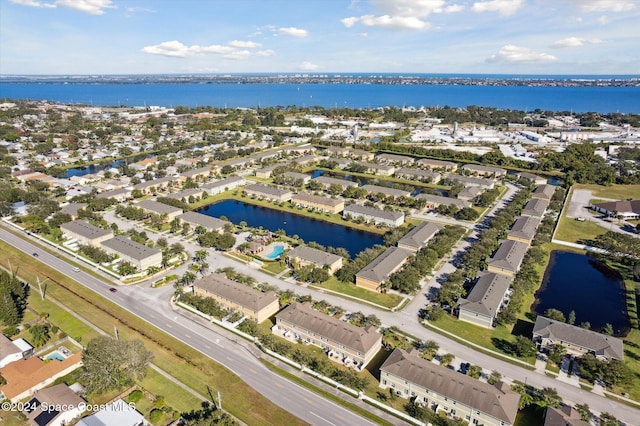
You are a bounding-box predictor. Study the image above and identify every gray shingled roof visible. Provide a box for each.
[276,302,381,353]
[201,176,245,191]
[461,164,506,175]
[521,198,549,218]
[446,174,493,187]
[458,272,512,316]
[361,184,411,198]
[381,349,520,424]
[286,246,343,267]
[136,199,183,215]
[291,192,344,207]
[101,236,161,261]
[60,220,113,240]
[531,184,555,201]
[395,168,440,181]
[376,153,414,163]
[178,211,228,231]
[245,183,292,197]
[313,175,359,188]
[416,193,471,209]
[507,215,541,241]
[592,199,640,215]
[488,240,529,273]
[344,204,404,222]
[416,158,456,169]
[533,316,624,360]
[356,246,411,283]
[397,222,441,250]
[194,273,278,312]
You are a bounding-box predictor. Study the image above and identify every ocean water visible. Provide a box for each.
[1,81,639,113]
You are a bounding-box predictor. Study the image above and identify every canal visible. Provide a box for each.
[531,251,629,335]
[197,199,384,258]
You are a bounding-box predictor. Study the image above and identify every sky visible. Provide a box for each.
[1,0,639,75]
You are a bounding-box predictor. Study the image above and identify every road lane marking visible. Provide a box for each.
[249,368,257,374]
[275,382,284,389]
[303,397,313,405]
[185,334,191,339]
[165,323,173,329]
[204,344,211,349]
[309,412,337,426]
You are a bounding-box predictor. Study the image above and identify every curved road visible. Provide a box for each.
[0,227,385,426]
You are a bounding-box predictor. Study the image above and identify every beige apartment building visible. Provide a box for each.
[290,192,345,214]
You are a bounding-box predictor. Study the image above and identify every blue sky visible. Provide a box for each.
[1,0,639,75]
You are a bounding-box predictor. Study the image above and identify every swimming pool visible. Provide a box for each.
[265,244,285,260]
[45,351,65,361]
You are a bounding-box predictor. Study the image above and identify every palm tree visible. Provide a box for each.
[419,340,439,360]
[197,262,209,275]
[29,323,51,347]
[193,249,208,263]
[176,271,197,288]
[146,266,161,276]
[439,353,455,367]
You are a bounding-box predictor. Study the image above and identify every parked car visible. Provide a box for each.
[109,287,117,293]
[72,267,80,272]
[32,252,38,257]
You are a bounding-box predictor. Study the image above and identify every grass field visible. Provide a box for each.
[311,276,404,309]
[574,183,640,200]
[554,210,608,243]
[0,240,306,426]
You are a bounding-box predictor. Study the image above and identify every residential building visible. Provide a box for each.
[255,165,280,179]
[380,349,520,426]
[507,215,541,244]
[96,188,131,202]
[290,192,345,214]
[292,154,319,167]
[179,166,211,182]
[416,158,457,172]
[343,204,405,227]
[273,302,382,369]
[516,172,547,186]
[245,183,293,202]
[360,184,411,199]
[0,353,83,402]
[457,186,483,202]
[531,184,556,202]
[355,247,412,292]
[201,176,246,195]
[76,398,147,426]
[461,164,507,178]
[543,406,590,426]
[458,272,513,329]
[592,199,640,220]
[165,188,206,202]
[397,222,441,252]
[132,176,176,195]
[357,161,395,176]
[349,149,375,161]
[282,171,312,184]
[313,175,358,190]
[60,220,114,247]
[60,203,87,220]
[193,274,279,323]
[416,194,471,210]
[177,211,228,234]
[376,153,415,165]
[394,168,441,183]
[286,246,343,274]
[445,174,495,189]
[135,199,183,221]
[487,240,529,276]
[101,236,163,271]
[521,198,549,218]
[0,335,33,368]
[24,384,84,426]
[532,316,624,361]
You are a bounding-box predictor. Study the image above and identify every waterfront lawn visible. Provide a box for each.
[0,241,306,426]
[575,183,640,200]
[311,276,404,309]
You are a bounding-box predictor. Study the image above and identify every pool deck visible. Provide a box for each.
[257,242,289,260]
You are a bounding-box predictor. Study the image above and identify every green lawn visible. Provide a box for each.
[262,261,288,275]
[574,183,640,200]
[554,213,608,243]
[428,314,536,365]
[311,276,404,309]
[0,240,306,426]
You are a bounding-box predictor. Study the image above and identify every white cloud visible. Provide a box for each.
[279,27,309,38]
[472,0,524,16]
[342,0,461,31]
[359,14,431,30]
[142,40,275,60]
[55,0,114,15]
[487,45,558,63]
[229,40,261,48]
[9,0,55,8]
[569,0,635,13]
[256,49,275,57]
[551,37,604,48]
[598,15,609,25]
[300,61,319,71]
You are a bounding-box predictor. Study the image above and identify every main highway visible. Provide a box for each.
[0,227,394,426]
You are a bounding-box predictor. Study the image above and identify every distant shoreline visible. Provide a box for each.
[1,74,639,88]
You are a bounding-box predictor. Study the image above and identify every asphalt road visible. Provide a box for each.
[0,227,384,426]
